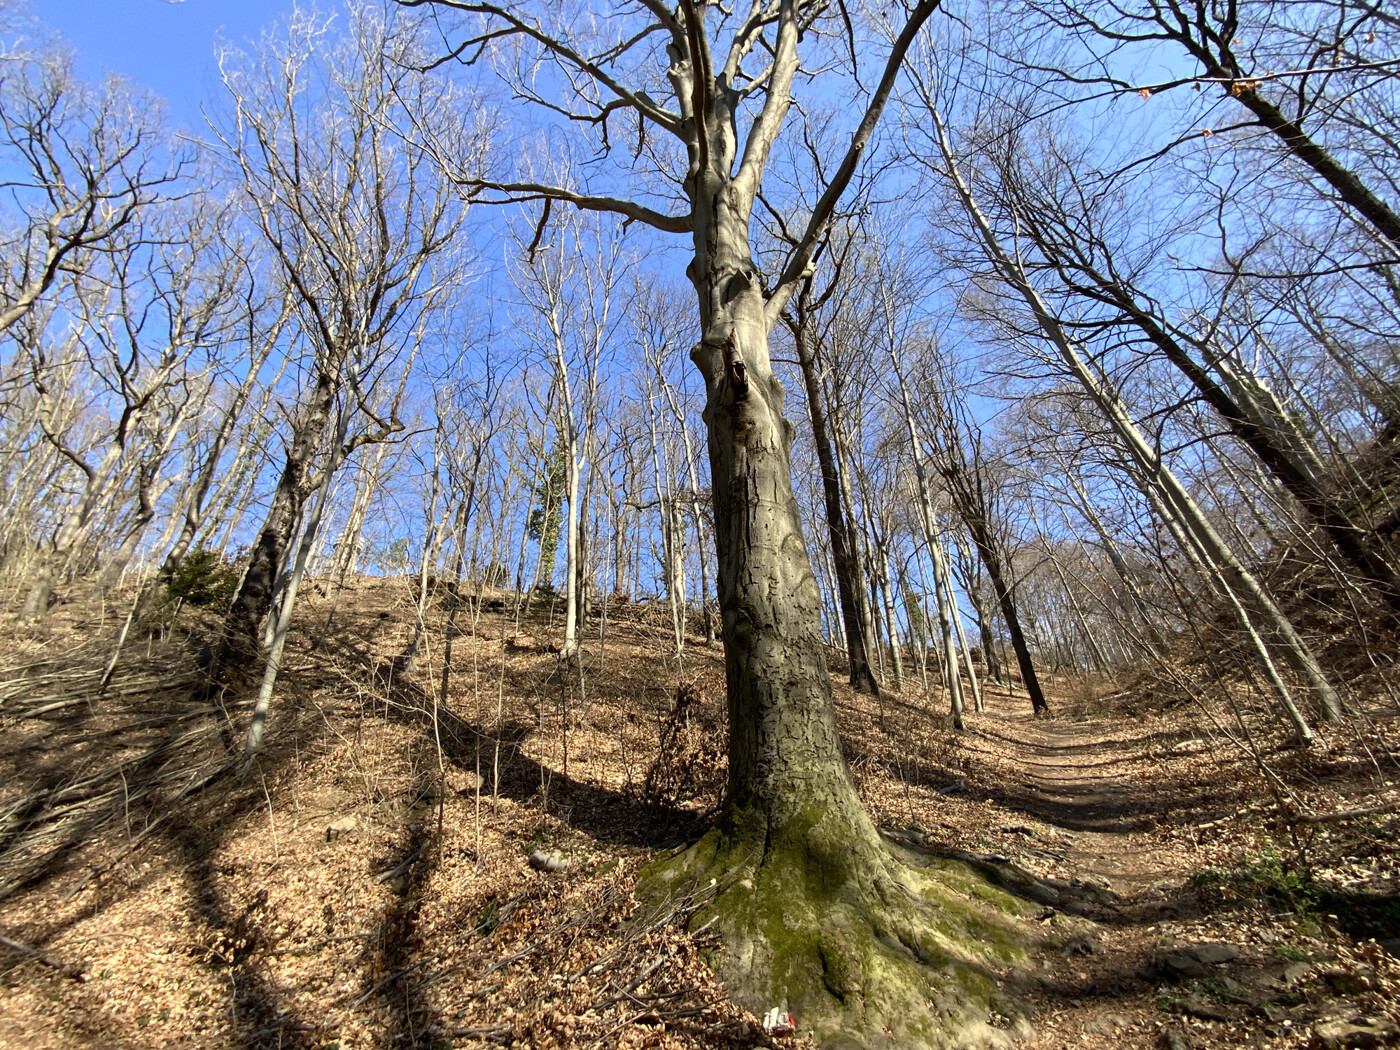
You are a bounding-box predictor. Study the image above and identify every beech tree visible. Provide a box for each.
[912,353,1051,716]
[972,120,1400,619]
[15,192,238,619]
[1024,0,1400,250]
[510,210,620,662]
[402,0,1031,1044]
[779,251,883,695]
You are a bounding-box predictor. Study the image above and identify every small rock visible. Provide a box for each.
[885,827,930,848]
[1083,1013,1133,1035]
[1216,975,1252,1003]
[1322,966,1373,996]
[527,849,573,874]
[1064,932,1106,956]
[1159,1027,1192,1050]
[1314,1018,1399,1049]
[1179,996,1231,1022]
[1187,942,1238,965]
[1282,961,1312,985]
[326,816,357,841]
[997,824,1037,838]
[1154,951,1208,980]
[1254,1002,1287,1023]
[1069,877,1119,904]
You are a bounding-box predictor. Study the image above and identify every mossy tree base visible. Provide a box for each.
[644,804,1039,1050]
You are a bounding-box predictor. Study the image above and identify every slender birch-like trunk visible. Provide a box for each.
[931,109,1340,725]
[934,517,984,713]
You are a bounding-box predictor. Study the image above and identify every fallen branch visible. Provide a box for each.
[0,933,85,980]
[1289,802,1400,825]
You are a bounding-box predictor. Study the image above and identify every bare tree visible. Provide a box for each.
[209,5,479,692]
[510,209,619,662]
[973,120,1400,618]
[16,192,238,618]
[397,2,1039,1044]
[778,238,883,694]
[1024,0,1400,250]
[0,37,188,339]
[916,96,1342,734]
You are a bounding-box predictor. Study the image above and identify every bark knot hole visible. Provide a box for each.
[722,336,749,401]
[722,270,752,305]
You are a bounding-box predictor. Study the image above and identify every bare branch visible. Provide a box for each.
[766,0,942,323]
[458,177,693,232]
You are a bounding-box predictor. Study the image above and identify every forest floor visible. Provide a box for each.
[0,576,1397,1050]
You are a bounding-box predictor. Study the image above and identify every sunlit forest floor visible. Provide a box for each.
[1,577,1397,1049]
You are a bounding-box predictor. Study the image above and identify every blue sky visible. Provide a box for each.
[35,0,297,128]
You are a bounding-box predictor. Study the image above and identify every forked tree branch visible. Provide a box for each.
[400,0,686,136]
[766,0,942,323]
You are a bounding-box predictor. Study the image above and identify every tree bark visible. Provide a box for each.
[967,520,1050,715]
[219,365,337,675]
[934,520,984,713]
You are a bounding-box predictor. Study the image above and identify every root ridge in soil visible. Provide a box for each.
[642,801,1040,1049]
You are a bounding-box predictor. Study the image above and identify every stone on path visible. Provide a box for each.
[1314,1018,1399,1049]
[528,849,573,873]
[1152,943,1240,980]
[326,816,357,841]
[1063,932,1106,956]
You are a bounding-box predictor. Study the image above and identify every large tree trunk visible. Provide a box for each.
[246,404,350,752]
[689,219,866,842]
[645,181,1028,1044]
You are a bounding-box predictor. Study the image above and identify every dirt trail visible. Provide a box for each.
[969,686,1198,903]
[948,686,1396,1050]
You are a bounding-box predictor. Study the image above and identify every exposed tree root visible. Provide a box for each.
[644,804,1040,1050]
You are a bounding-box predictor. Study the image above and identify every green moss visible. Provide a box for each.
[639,803,1036,1049]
